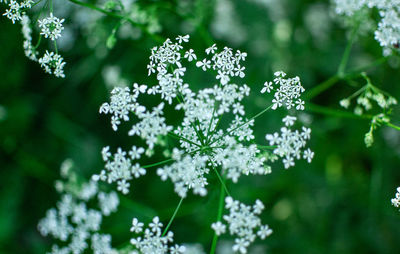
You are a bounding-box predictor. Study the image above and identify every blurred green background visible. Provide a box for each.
[1,0,400,253]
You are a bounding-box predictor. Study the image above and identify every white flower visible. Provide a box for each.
[213,197,272,254]
[38,51,66,78]
[257,225,273,239]
[266,117,312,169]
[38,13,64,41]
[303,148,314,163]
[196,59,211,71]
[130,218,144,233]
[38,163,118,254]
[205,43,217,54]
[117,179,130,194]
[130,217,184,254]
[3,0,23,24]
[101,146,111,161]
[266,71,305,110]
[261,81,273,93]
[282,115,297,127]
[211,221,226,235]
[176,35,189,43]
[184,49,197,61]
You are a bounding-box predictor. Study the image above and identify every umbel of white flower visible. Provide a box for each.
[38,159,119,254]
[38,12,65,41]
[96,35,313,198]
[261,71,305,111]
[211,197,273,254]
[332,0,400,55]
[265,116,313,169]
[130,216,186,254]
[3,2,67,78]
[391,187,400,209]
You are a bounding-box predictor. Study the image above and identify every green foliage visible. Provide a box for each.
[1,0,400,253]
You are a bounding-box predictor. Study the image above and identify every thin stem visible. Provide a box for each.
[34,35,42,49]
[305,57,388,100]
[168,132,202,148]
[210,176,226,254]
[210,104,272,146]
[162,197,184,237]
[306,103,372,120]
[212,166,230,196]
[141,158,175,169]
[337,22,360,77]
[385,122,400,131]
[54,40,58,54]
[67,0,164,43]
[209,160,230,196]
[305,75,339,100]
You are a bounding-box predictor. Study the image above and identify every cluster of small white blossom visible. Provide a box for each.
[2,1,66,77]
[92,146,146,194]
[261,71,305,110]
[157,148,209,198]
[211,197,272,254]
[99,84,172,148]
[39,50,66,78]
[332,0,400,55]
[266,116,313,169]
[212,136,268,183]
[391,187,400,209]
[20,14,38,61]
[38,160,119,254]
[130,216,186,254]
[38,12,65,41]
[98,35,312,198]
[196,44,247,85]
[339,81,397,116]
[2,0,32,23]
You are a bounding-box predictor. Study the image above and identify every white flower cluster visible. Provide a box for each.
[391,187,400,209]
[39,50,66,78]
[212,137,268,183]
[157,149,209,198]
[21,14,38,61]
[92,146,146,194]
[211,197,272,254]
[98,35,312,198]
[196,44,247,85]
[332,0,400,55]
[38,12,65,41]
[266,116,313,169]
[38,160,119,254]
[3,2,66,77]
[2,0,33,23]
[130,216,186,254]
[261,71,305,110]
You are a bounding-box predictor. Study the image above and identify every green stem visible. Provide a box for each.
[34,35,42,49]
[385,122,400,131]
[210,104,272,146]
[168,132,202,148]
[305,57,388,100]
[67,0,164,43]
[337,22,360,77]
[305,75,339,100]
[210,176,226,254]
[142,158,174,169]
[306,103,372,120]
[54,40,58,54]
[212,165,230,196]
[162,197,184,237]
